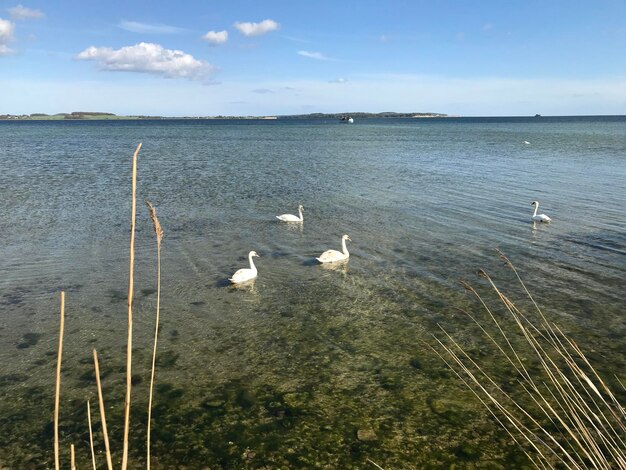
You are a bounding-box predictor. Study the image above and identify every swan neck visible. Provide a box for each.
[532,203,538,217]
[248,253,257,271]
[342,238,349,255]
[298,207,303,221]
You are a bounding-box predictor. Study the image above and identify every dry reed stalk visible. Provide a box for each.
[122,142,142,470]
[435,257,626,469]
[366,458,386,469]
[70,444,76,470]
[145,200,163,470]
[93,349,113,470]
[54,291,65,470]
[87,400,96,470]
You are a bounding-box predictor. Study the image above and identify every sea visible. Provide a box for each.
[0,116,625,468]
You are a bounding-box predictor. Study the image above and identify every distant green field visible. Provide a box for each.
[24,114,141,120]
[24,115,66,120]
[1,114,148,121]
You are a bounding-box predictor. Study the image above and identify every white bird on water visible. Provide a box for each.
[229,251,260,284]
[531,201,551,223]
[276,204,304,222]
[524,141,531,145]
[316,235,351,263]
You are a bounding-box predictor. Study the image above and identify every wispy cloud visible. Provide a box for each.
[0,18,15,55]
[8,4,43,20]
[76,42,214,80]
[202,30,228,46]
[281,34,310,44]
[234,19,279,37]
[483,23,493,32]
[119,20,185,34]
[252,88,273,94]
[298,50,333,61]
[329,77,348,84]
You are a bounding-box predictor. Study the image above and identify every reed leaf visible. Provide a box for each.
[435,257,626,469]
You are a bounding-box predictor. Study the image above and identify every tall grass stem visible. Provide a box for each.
[54,291,65,470]
[93,349,113,470]
[122,143,141,470]
[145,200,163,470]
[87,400,96,470]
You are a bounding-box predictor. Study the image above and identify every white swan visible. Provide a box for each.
[531,201,551,223]
[229,251,260,284]
[316,235,351,263]
[276,204,304,222]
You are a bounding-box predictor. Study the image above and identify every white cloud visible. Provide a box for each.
[252,88,273,94]
[234,19,278,37]
[0,17,14,39]
[119,21,185,34]
[329,78,347,84]
[0,17,15,55]
[202,30,228,45]
[298,50,331,61]
[76,42,214,80]
[8,4,43,20]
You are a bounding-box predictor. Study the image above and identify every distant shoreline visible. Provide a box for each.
[0,111,450,121]
[2,112,624,121]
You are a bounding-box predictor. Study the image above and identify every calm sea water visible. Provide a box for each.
[0,117,625,468]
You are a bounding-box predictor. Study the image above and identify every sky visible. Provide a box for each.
[1,0,625,116]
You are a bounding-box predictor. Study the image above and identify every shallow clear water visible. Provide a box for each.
[0,117,625,468]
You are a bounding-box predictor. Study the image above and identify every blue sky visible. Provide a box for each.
[1,0,625,116]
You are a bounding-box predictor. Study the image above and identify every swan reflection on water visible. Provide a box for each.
[531,219,552,233]
[319,258,349,276]
[530,221,553,241]
[281,221,304,234]
[230,278,258,293]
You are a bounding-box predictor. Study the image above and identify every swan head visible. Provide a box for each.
[342,234,351,242]
[531,201,539,206]
[299,204,304,212]
[250,251,260,258]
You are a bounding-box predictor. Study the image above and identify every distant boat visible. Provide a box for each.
[340,116,354,123]
[534,114,541,118]
[348,117,354,123]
